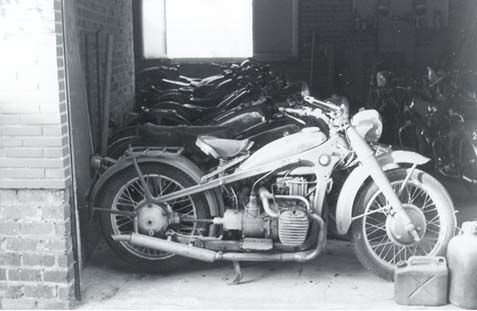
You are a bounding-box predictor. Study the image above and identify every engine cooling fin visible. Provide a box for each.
[278,210,309,247]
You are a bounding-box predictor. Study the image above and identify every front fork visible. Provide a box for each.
[346,127,421,242]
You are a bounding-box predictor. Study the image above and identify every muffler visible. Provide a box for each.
[112,233,217,262]
[111,214,325,263]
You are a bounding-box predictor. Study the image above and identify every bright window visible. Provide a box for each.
[141,0,253,59]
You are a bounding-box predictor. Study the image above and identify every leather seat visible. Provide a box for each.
[196,136,253,159]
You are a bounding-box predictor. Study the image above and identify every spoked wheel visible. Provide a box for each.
[352,168,456,280]
[99,163,210,272]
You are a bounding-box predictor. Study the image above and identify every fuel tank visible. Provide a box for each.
[239,127,327,170]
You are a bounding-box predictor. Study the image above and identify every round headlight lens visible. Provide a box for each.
[351,110,383,143]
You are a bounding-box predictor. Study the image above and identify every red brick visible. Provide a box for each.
[23,284,56,298]
[23,253,56,267]
[4,238,41,252]
[0,222,20,236]
[0,253,21,266]
[19,222,55,235]
[56,253,74,268]
[42,202,70,221]
[42,267,73,283]
[8,268,42,282]
[40,237,71,253]
[0,284,24,298]
[57,283,75,300]
[54,219,71,236]
[1,204,41,221]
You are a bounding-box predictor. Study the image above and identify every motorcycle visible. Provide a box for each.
[89,95,456,282]
[107,73,311,159]
[398,66,477,196]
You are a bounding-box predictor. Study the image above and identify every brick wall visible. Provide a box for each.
[0,0,75,309]
[0,0,71,190]
[0,190,74,309]
[75,0,135,145]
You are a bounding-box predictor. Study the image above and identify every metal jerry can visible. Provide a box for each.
[447,221,477,309]
[394,256,448,306]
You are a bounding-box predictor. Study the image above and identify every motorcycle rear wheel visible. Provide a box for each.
[351,168,456,280]
[99,163,211,273]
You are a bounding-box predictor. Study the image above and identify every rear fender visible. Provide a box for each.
[335,150,430,235]
[88,154,223,217]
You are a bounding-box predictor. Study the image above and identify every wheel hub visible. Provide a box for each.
[137,202,170,236]
[386,204,426,246]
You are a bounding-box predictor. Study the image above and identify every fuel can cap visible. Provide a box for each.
[461,221,477,235]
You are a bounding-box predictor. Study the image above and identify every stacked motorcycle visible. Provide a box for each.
[107,60,313,163]
[89,60,456,282]
[367,63,477,196]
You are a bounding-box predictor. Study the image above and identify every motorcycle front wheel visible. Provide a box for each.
[351,168,456,280]
[99,163,211,272]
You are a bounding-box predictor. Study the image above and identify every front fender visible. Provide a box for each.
[335,150,430,235]
[88,154,223,217]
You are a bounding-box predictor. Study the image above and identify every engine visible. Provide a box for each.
[214,177,312,248]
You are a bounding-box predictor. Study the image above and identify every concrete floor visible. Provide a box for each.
[77,178,476,310]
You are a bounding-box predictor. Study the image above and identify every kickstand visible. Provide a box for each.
[228,261,243,285]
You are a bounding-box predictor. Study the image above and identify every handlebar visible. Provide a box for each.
[279,106,330,123]
[303,96,341,112]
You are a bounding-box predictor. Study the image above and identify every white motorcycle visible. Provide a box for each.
[89,95,456,282]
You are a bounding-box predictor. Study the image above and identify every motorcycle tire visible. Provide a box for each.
[107,135,136,159]
[99,163,211,273]
[351,168,456,281]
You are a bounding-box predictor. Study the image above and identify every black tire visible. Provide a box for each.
[107,136,136,159]
[99,163,211,273]
[351,168,456,280]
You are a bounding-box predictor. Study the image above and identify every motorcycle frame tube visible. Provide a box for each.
[155,136,346,217]
[335,127,431,235]
[111,214,325,263]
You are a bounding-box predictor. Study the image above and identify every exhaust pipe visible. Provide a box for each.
[112,233,217,262]
[111,215,325,263]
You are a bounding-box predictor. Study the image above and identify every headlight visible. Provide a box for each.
[351,110,383,143]
[376,71,388,87]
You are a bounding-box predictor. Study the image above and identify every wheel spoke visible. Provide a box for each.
[174,202,193,213]
[391,246,405,264]
[160,179,175,195]
[371,240,394,250]
[130,181,145,197]
[111,173,200,260]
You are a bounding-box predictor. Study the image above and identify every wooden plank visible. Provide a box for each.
[100,34,114,156]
